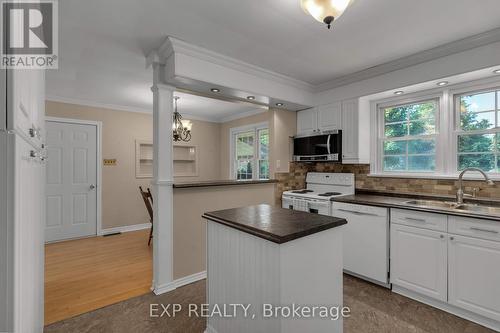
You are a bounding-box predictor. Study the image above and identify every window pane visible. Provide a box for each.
[460,92,496,131]
[458,134,494,153]
[408,139,435,154]
[384,107,407,123]
[461,111,495,131]
[497,133,500,151]
[258,160,269,180]
[409,102,436,120]
[409,120,435,136]
[258,129,269,159]
[383,141,406,155]
[385,123,408,137]
[236,131,254,159]
[458,154,495,172]
[460,92,495,113]
[383,156,406,171]
[236,160,253,180]
[408,155,435,171]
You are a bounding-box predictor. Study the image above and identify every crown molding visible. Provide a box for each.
[316,27,500,92]
[156,36,315,93]
[46,95,153,114]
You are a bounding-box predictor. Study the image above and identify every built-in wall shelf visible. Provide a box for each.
[174,145,198,177]
[136,140,153,178]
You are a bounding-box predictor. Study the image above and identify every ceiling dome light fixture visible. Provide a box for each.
[210,88,220,93]
[247,96,255,100]
[172,96,192,142]
[436,81,449,86]
[394,91,404,95]
[276,103,284,107]
[493,69,500,74]
[300,0,352,29]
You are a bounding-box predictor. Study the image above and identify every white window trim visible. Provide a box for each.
[369,76,500,180]
[229,121,269,180]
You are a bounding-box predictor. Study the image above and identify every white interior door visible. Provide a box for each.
[45,120,97,242]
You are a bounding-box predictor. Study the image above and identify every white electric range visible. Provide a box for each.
[282,172,355,215]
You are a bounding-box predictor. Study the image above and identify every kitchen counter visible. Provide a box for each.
[331,191,500,221]
[173,179,277,188]
[203,204,346,244]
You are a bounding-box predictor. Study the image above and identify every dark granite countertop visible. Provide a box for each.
[331,190,500,222]
[203,204,347,244]
[173,179,278,189]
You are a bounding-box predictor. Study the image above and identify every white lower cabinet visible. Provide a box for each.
[390,224,447,301]
[391,208,500,329]
[448,235,500,322]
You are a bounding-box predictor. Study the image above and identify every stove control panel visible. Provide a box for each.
[306,172,354,186]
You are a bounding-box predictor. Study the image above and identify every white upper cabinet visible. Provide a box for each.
[391,223,448,302]
[296,108,318,135]
[448,234,500,322]
[297,102,342,136]
[7,70,45,148]
[317,102,341,132]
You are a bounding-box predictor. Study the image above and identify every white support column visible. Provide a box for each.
[151,63,176,295]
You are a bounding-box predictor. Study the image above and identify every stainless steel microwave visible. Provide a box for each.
[293,131,342,162]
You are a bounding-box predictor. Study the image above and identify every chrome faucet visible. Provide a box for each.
[456,168,495,204]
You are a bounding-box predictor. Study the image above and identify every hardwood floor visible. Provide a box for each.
[44,229,153,325]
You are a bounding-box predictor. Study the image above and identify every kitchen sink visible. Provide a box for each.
[454,204,500,216]
[404,200,500,217]
[404,200,459,209]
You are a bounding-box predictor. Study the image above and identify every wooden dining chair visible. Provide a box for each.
[139,186,154,246]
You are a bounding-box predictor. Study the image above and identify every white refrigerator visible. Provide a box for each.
[0,68,46,332]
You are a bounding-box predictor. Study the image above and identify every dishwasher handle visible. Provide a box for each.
[335,208,380,217]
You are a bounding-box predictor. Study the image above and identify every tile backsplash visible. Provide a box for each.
[275,163,500,204]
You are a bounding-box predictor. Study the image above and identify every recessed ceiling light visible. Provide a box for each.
[247,96,255,100]
[493,69,500,74]
[210,88,220,93]
[437,81,449,86]
[394,91,404,95]
[276,103,284,107]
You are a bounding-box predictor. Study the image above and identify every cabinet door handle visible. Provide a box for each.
[469,227,499,234]
[404,217,427,223]
[336,208,379,217]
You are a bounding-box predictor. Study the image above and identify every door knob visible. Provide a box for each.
[90,184,96,190]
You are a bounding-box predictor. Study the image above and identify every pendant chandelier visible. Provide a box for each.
[300,0,352,29]
[172,96,192,142]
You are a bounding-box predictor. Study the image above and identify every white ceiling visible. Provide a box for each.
[173,92,265,122]
[47,0,500,115]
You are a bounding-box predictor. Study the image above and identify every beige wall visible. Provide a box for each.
[46,101,221,229]
[174,119,221,182]
[173,183,276,279]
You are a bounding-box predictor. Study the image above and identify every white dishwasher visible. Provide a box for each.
[331,202,389,287]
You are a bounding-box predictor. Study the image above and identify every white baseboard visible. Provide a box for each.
[100,223,151,235]
[153,271,206,296]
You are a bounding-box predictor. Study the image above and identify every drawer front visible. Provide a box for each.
[332,202,388,217]
[449,216,500,242]
[391,208,447,232]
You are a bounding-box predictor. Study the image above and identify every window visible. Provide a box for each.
[231,123,269,180]
[455,89,500,173]
[380,100,438,172]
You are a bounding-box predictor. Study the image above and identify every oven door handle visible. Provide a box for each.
[327,134,331,155]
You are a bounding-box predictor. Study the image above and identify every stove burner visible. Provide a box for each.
[292,190,314,194]
[318,192,342,197]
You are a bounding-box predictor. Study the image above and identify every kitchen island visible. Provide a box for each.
[203,204,347,333]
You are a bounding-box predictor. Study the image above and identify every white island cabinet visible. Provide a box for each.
[203,204,347,333]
